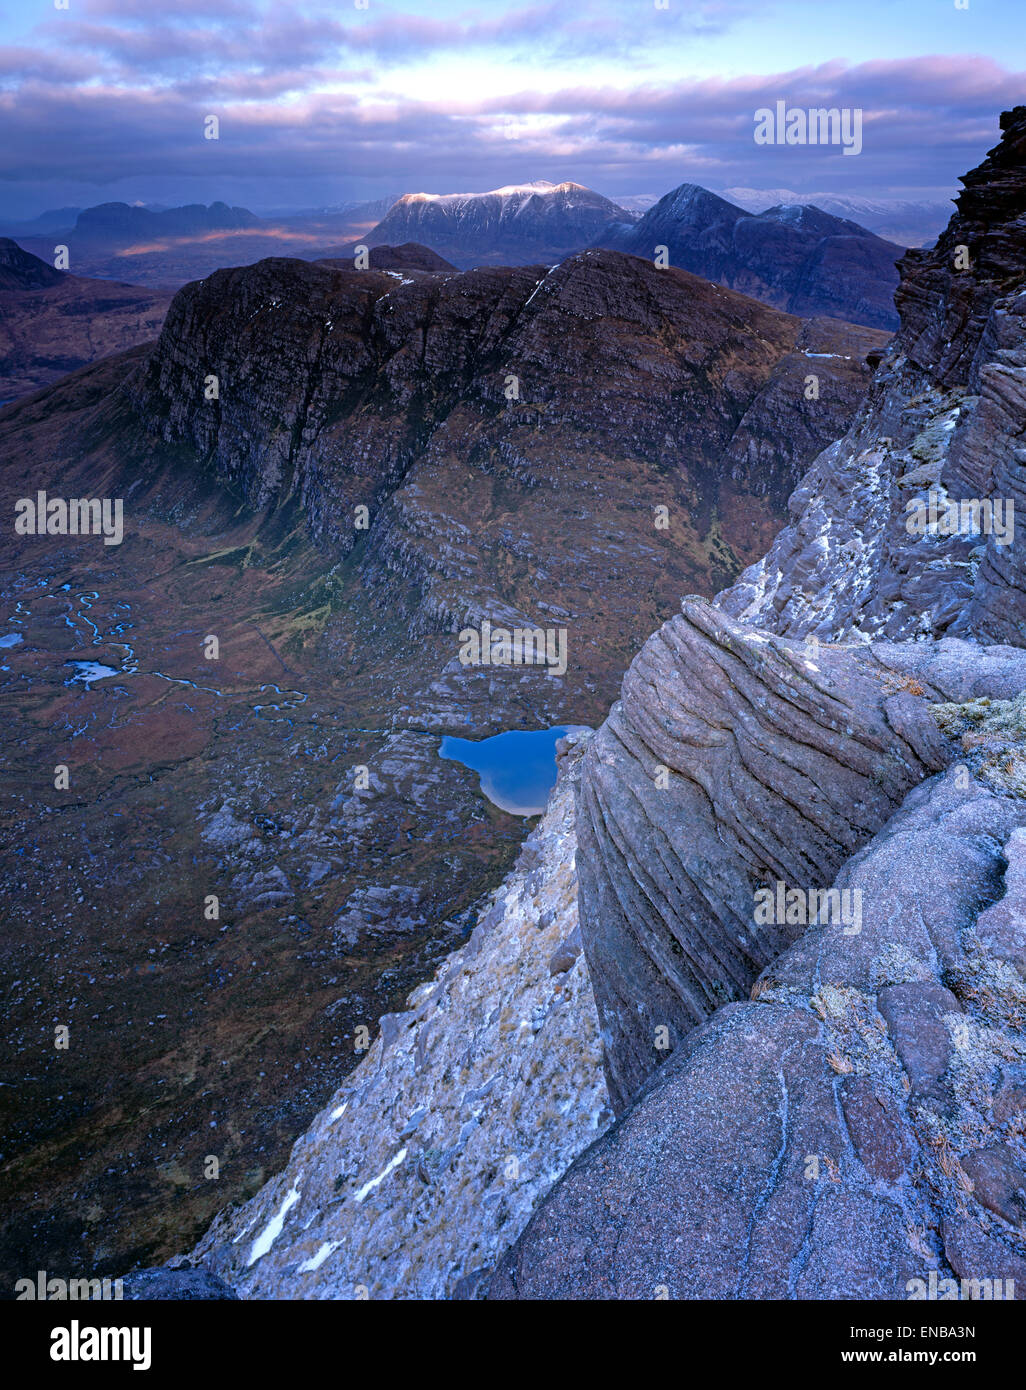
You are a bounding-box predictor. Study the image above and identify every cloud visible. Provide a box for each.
[1,3,1022,216]
[28,1,570,84]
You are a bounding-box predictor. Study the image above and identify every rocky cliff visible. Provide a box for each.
[190,733,609,1299]
[491,106,1026,1300]
[722,107,1026,647]
[130,244,884,686]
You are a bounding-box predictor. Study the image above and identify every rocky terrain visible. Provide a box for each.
[191,732,609,1299]
[0,239,172,398]
[493,105,1026,1298]
[601,184,903,330]
[174,107,1026,1303]
[0,236,879,1286]
[130,244,883,668]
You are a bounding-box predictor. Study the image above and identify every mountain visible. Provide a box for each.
[600,183,904,330]
[317,242,455,273]
[0,206,83,236]
[0,238,172,398]
[180,106,1026,1302]
[722,186,954,247]
[0,243,883,1283]
[0,237,65,291]
[362,181,636,268]
[10,200,434,288]
[70,200,261,244]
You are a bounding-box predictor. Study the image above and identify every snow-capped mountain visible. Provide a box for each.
[363,180,635,268]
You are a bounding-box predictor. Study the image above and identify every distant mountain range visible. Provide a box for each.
[720,187,952,246]
[0,200,260,245]
[70,200,261,243]
[0,206,84,235]
[1,179,907,330]
[0,201,391,288]
[351,178,903,329]
[599,184,903,329]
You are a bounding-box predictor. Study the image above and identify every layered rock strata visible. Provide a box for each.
[492,108,1026,1298]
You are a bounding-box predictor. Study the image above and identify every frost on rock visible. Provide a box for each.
[193,730,610,1298]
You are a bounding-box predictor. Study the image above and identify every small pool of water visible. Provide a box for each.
[439,725,587,816]
[65,660,119,686]
[0,633,23,648]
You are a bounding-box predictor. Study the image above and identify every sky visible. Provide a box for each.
[0,0,1024,218]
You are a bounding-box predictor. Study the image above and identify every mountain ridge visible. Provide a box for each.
[599,181,904,329]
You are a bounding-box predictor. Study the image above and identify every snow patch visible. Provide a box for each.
[353,1148,407,1203]
[247,1186,300,1266]
[298,1240,341,1273]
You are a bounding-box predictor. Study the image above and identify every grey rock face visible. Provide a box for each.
[876,982,963,1106]
[492,769,1026,1299]
[493,108,1026,1301]
[118,1266,238,1300]
[719,108,1026,648]
[574,594,1026,1111]
[975,827,1026,974]
[191,736,611,1300]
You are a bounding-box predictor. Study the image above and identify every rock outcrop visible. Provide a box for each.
[721,106,1026,647]
[492,107,1026,1299]
[0,237,64,291]
[357,243,456,273]
[119,1266,238,1300]
[575,601,1026,1111]
[492,763,1026,1299]
[130,247,884,652]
